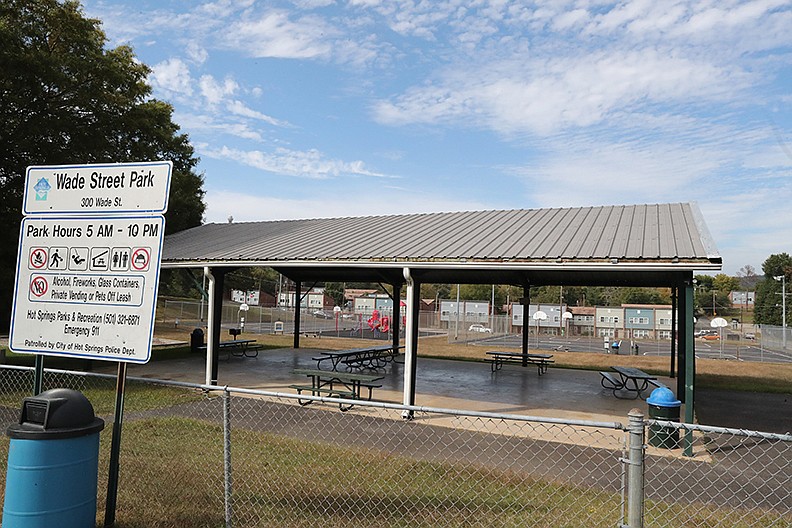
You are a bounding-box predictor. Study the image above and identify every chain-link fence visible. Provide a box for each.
[644,420,792,527]
[0,365,789,527]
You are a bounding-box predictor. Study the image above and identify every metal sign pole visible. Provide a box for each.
[33,355,44,395]
[104,362,128,527]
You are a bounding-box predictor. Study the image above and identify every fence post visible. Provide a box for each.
[626,409,645,528]
[223,388,233,528]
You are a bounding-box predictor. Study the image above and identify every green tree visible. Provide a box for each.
[761,253,792,279]
[0,0,206,327]
[322,282,346,308]
[712,274,740,295]
[755,253,792,325]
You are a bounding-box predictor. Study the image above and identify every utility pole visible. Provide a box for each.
[775,275,787,349]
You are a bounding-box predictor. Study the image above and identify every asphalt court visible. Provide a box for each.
[101,345,790,435]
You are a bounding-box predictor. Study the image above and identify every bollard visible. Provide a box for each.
[626,408,645,528]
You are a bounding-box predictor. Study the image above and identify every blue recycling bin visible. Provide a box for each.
[3,388,105,528]
[646,386,682,449]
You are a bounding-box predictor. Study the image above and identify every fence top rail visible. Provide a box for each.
[648,418,792,442]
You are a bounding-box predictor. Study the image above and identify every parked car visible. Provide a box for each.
[468,324,492,334]
[312,310,333,319]
[744,332,756,340]
[702,333,720,341]
[696,329,718,338]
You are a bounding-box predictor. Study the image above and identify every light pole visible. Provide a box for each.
[774,275,787,349]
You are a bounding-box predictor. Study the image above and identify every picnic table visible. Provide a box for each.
[313,345,401,371]
[197,339,263,359]
[290,368,384,411]
[599,366,660,399]
[486,351,554,375]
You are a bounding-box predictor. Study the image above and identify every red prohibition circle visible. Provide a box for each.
[29,248,48,269]
[131,247,150,270]
[30,276,48,297]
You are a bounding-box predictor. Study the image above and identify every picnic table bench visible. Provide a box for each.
[197,339,263,359]
[290,368,384,411]
[312,345,401,371]
[599,366,661,399]
[486,351,554,375]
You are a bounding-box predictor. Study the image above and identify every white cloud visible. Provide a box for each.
[699,185,792,274]
[185,41,209,64]
[374,50,746,136]
[176,113,265,142]
[226,100,289,127]
[151,58,194,96]
[199,75,239,106]
[222,10,334,59]
[203,146,390,179]
[508,138,721,208]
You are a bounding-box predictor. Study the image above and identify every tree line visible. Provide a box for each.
[0,0,206,330]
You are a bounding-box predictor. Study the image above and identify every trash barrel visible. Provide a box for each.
[646,386,681,449]
[190,327,205,353]
[2,388,105,528]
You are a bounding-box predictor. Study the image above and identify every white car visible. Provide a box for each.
[468,324,492,333]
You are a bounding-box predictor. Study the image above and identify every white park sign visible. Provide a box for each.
[23,161,171,215]
[10,161,170,363]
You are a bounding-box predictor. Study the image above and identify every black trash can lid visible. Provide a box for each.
[7,388,105,440]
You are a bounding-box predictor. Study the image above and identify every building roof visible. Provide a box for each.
[162,202,720,287]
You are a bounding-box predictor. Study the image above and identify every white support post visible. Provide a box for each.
[205,266,216,387]
[402,267,416,419]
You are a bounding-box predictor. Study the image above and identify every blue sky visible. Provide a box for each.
[83,0,791,276]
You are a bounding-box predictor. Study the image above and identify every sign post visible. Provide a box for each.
[10,161,172,528]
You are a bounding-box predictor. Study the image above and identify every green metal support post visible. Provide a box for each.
[684,281,695,457]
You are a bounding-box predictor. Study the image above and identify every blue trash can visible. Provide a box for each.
[646,386,681,449]
[2,388,105,528]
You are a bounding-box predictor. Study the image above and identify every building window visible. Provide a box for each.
[658,330,672,340]
[628,317,649,325]
[632,329,650,339]
[598,328,615,337]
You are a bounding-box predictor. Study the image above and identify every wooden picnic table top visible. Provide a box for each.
[318,345,396,357]
[293,368,384,383]
[197,339,257,350]
[611,366,656,380]
[486,351,554,359]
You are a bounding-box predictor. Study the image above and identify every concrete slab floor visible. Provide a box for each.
[97,347,675,426]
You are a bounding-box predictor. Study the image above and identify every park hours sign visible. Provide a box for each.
[10,161,171,364]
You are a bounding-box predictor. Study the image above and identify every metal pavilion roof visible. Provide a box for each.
[161,202,721,286]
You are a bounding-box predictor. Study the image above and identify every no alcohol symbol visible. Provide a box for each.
[30,276,48,297]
